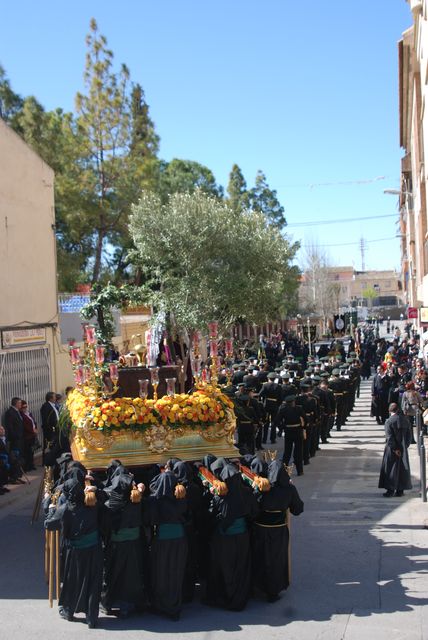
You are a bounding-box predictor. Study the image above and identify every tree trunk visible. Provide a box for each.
[92,228,105,283]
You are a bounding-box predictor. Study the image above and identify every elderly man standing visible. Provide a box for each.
[3,397,24,453]
[378,403,412,497]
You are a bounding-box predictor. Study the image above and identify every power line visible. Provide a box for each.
[288,213,397,227]
[302,236,398,248]
[276,175,395,189]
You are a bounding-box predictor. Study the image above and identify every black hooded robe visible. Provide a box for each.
[101,473,145,615]
[44,479,103,627]
[145,471,188,619]
[252,460,304,599]
[378,412,412,492]
[206,461,253,611]
[173,461,204,602]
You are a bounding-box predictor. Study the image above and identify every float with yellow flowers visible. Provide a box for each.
[66,322,238,468]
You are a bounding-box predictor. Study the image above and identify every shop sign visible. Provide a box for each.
[1,328,46,349]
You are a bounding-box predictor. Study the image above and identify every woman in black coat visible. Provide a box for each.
[378,403,412,497]
[251,459,304,601]
[101,472,145,618]
[44,477,103,628]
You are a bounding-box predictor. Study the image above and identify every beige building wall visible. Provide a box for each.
[299,266,402,311]
[0,119,72,415]
[400,2,428,320]
[0,119,57,327]
[351,270,403,301]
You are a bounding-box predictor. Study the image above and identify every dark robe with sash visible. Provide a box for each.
[378,412,412,492]
[44,478,103,627]
[173,461,204,602]
[145,471,188,619]
[252,460,304,599]
[101,473,145,616]
[206,460,255,611]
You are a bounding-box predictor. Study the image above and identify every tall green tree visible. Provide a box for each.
[227,163,249,213]
[250,170,286,229]
[130,83,159,158]
[0,65,23,121]
[157,158,224,203]
[75,18,134,283]
[129,189,299,332]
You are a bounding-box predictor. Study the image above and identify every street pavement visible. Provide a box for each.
[1,377,428,639]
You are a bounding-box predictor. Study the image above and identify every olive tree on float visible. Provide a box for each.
[128,189,300,333]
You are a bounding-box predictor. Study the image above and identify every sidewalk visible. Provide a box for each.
[0,462,43,511]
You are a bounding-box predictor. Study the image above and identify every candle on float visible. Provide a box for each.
[138,379,149,399]
[208,321,218,339]
[150,367,159,385]
[166,377,176,397]
[210,340,218,357]
[70,347,80,364]
[109,363,118,381]
[191,354,202,375]
[85,326,96,344]
[95,345,105,365]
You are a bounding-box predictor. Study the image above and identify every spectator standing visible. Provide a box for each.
[20,400,37,471]
[40,392,59,459]
[401,382,422,444]
[3,397,24,453]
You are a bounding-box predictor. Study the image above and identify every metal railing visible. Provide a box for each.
[58,293,90,313]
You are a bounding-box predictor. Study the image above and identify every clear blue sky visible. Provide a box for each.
[0,0,411,271]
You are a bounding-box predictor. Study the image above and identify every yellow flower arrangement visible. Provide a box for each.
[66,384,234,433]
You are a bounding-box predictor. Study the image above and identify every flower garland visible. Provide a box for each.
[67,384,234,433]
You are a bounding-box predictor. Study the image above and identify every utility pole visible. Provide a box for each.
[360,237,366,271]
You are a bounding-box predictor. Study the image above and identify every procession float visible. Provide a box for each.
[66,322,238,468]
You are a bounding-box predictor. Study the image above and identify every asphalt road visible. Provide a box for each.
[1,377,428,639]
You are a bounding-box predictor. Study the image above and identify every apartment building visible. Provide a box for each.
[399,1,428,321]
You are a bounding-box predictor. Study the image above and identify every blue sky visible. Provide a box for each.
[0,0,411,271]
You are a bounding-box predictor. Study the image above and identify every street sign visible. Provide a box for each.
[420,307,428,323]
[408,307,418,319]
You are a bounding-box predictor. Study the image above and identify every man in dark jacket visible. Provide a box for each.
[40,391,59,462]
[3,397,24,453]
[41,392,59,445]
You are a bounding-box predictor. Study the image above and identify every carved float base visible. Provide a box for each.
[71,423,238,469]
